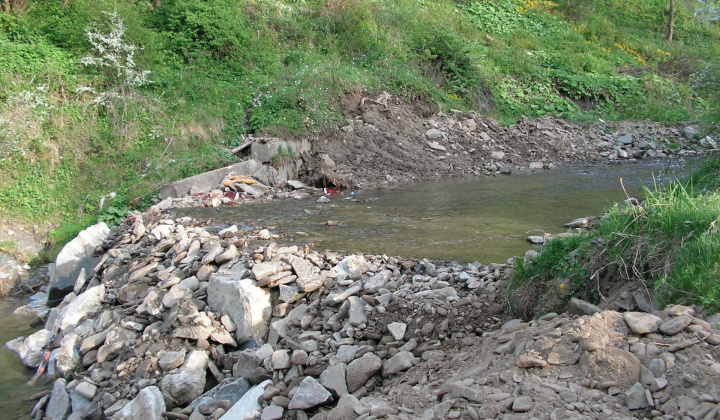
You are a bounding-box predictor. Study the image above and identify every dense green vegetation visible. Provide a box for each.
[0,0,718,254]
[509,157,720,316]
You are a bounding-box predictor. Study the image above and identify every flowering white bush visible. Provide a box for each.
[0,84,53,159]
[78,11,151,105]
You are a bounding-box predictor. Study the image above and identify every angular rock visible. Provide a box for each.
[218,380,271,420]
[7,328,53,367]
[624,382,652,410]
[296,274,325,293]
[160,350,209,407]
[364,270,391,294]
[347,354,382,393]
[46,378,71,420]
[55,284,105,333]
[567,298,602,316]
[114,386,165,420]
[387,322,407,341]
[159,350,187,371]
[382,351,416,377]
[287,376,333,410]
[320,362,348,397]
[207,275,271,344]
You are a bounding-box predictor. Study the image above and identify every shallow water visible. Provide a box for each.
[176,157,702,264]
[0,297,52,416]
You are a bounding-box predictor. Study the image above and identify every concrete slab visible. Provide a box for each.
[159,160,265,199]
[251,138,310,163]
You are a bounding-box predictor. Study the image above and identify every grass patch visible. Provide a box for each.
[509,157,720,317]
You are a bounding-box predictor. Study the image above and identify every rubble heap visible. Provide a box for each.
[7,205,720,420]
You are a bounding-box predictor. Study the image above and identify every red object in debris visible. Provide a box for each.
[323,188,341,195]
[224,191,240,201]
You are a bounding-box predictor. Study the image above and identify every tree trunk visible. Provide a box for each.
[667,0,675,43]
[2,0,10,12]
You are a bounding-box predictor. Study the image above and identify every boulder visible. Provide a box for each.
[47,222,109,307]
[623,312,662,335]
[347,353,383,393]
[207,275,272,345]
[6,328,53,367]
[46,378,71,420]
[53,284,105,333]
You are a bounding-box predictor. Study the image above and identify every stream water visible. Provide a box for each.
[176,157,701,264]
[0,156,704,417]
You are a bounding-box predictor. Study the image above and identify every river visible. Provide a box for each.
[0,156,703,417]
[175,158,700,264]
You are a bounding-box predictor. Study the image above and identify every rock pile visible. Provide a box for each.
[4,209,512,420]
[7,200,720,420]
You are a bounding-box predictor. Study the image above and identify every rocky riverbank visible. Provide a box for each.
[6,188,720,420]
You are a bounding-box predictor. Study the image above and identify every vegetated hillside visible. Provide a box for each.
[0,0,718,242]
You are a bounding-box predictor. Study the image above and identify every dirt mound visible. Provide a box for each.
[305,94,706,188]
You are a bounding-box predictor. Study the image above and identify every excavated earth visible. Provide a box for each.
[3,95,720,420]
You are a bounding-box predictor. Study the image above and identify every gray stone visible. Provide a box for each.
[325,394,361,419]
[425,129,446,139]
[218,380,271,420]
[659,315,692,335]
[7,328,53,367]
[426,141,446,151]
[216,245,239,265]
[336,345,358,364]
[261,405,284,420]
[320,362,348,397]
[47,222,109,307]
[288,376,333,410]
[289,257,313,278]
[567,298,602,316]
[364,270,391,294]
[296,274,325,293]
[529,162,544,169]
[75,382,97,399]
[207,275,271,344]
[490,151,505,160]
[623,312,662,335]
[271,349,291,370]
[666,304,694,317]
[624,382,652,410]
[347,296,367,326]
[387,322,407,341]
[160,350,208,407]
[54,284,105,333]
[331,255,368,280]
[46,378,71,420]
[512,396,534,412]
[687,401,716,420]
[617,134,634,145]
[382,351,416,377]
[159,350,187,371]
[113,386,165,420]
[278,284,302,303]
[56,333,80,378]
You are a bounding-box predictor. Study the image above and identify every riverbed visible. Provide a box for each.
[176,158,700,264]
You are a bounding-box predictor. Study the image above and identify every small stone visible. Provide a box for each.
[512,396,534,412]
[624,382,652,410]
[287,377,333,410]
[75,381,98,399]
[387,322,407,341]
[516,354,548,368]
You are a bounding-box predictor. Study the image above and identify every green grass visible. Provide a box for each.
[0,0,719,251]
[510,158,720,316]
